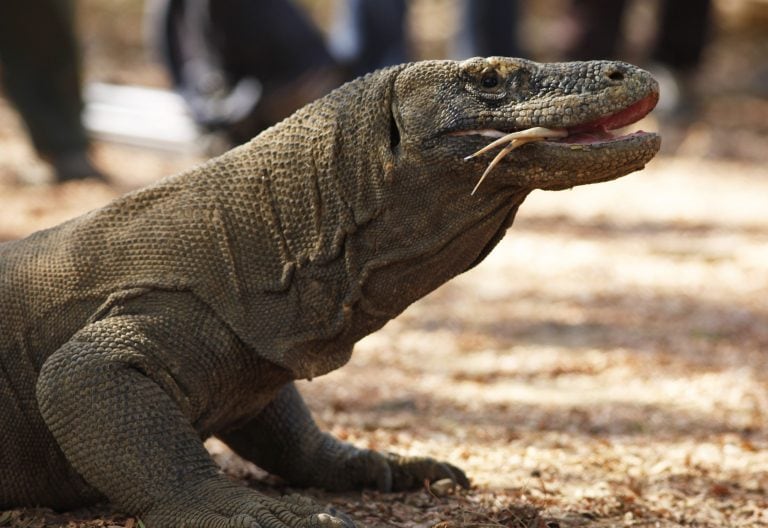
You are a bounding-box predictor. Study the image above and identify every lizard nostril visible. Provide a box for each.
[607,70,624,81]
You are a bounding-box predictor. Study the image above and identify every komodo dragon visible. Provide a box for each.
[0,57,660,527]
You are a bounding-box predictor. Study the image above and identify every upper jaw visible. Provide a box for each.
[549,90,659,146]
[448,90,660,148]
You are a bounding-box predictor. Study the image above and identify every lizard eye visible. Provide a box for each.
[480,68,501,89]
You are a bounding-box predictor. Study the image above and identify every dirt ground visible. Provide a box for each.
[1,1,768,527]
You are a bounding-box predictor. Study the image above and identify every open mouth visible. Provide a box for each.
[450,91,659,146]
[453,91,659,194]
[553,91,659,144]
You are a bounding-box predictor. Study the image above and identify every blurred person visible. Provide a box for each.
[328,0,408,78]
[0,0,105,183]
[150,0,343,147]
[454,0,523,59]
[565,0,713,120]
[154,0,528,147]
[329,0,523,74]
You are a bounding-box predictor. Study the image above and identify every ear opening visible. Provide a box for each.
[389,102,402,153]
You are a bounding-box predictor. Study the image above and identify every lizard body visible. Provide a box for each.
[0,58,659,527]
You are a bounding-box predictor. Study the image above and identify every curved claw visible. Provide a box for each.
[306,513,355,528]
[439,461,470,489]
[326,509,357,528]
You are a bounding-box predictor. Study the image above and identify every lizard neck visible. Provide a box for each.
[349,170,529,322]
[163,68,409,378]
[226,66,406,269]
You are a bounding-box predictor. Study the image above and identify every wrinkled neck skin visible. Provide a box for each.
[350,136,527,320]
[249,65,529,322]
[213,65,527,359]
[331,70,532,322]
[201,58,657,377]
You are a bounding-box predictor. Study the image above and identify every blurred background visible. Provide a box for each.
[0,0,766,195]
[1,2,767,526]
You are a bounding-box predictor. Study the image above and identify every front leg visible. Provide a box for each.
[37,317,352,528]
[219,383,470,492]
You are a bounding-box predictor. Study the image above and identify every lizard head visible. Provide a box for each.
[389,57,660,194]
[252,58,662,322]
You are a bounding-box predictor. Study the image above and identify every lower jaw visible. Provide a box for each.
[547,130,656,147]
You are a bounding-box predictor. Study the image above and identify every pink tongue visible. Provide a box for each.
[569,92,659,133]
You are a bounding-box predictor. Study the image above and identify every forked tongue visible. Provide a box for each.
[463,127,567,161]
[463,127,568,195]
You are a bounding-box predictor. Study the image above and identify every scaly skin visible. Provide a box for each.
[0,57,659,527]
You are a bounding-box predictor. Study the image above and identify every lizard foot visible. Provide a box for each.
[141,481,356,528]
[316,448,470,492]
[381,452,470,492]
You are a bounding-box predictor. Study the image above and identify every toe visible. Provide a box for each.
[326,508,356,528]
[281,495,356,527]
[226,514,260,528]
[442,462,471,489]
[305,513,355,528]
